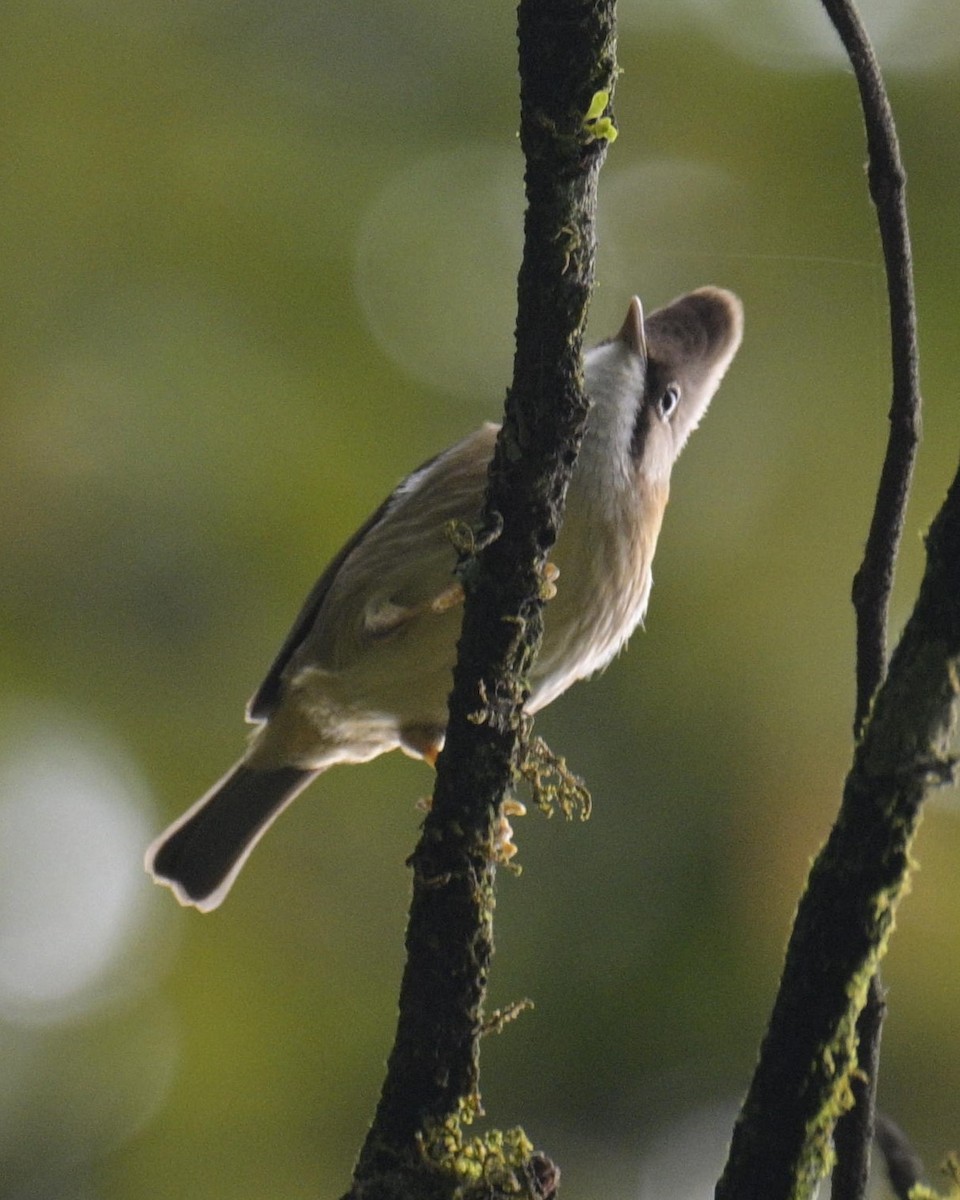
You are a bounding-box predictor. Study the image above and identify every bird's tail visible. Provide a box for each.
[145,763,319,911]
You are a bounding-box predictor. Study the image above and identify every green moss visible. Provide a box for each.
[417,1098,540,1199]
[910,1153,960,1200]
[517,731,591,821]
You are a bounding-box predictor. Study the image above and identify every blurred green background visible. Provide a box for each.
[1,1,958,1197]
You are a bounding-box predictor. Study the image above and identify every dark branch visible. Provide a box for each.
[717,14,942,1190]
[815,4,922,1194]
[875,1113,926,1200]
[715,459,960,1200]
[818,0,921,738]
[345,3,617,1196]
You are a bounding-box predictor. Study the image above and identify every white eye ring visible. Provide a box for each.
[658,383,681,420]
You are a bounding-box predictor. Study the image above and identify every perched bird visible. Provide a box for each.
[147,287,743,911]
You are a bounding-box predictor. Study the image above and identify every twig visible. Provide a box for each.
[818,0,921,737]
[815,3,922,1194]
[344,3,618,1196]
[716,0,936,1184]
[875,1113,926,1200]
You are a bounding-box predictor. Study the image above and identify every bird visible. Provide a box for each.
[146,287,743,911]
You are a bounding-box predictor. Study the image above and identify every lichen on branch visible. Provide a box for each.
[344,4,619,1198]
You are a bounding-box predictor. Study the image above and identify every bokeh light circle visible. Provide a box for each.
[354,144,523,405]
[0,711,168,1024]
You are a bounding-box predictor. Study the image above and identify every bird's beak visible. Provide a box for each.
[616,295,646,358]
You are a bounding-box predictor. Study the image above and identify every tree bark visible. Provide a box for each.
[344,4,618,1197]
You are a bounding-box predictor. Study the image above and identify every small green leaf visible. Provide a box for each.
[582,90,618,143]
[583,89,610,123]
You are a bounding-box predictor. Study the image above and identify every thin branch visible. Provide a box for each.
[875,1114,927,1200]
[818,0,922,737]
[815,3,922,1193]
[345,3,618,1196]
[715,459,960,1200]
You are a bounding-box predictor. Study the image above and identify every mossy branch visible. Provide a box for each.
[716,3,930,1197]
[715,463,960,1200]
[343,3,618,1197]
[815,1,921,1193]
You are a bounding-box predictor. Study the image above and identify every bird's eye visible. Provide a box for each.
[658,383,681,420]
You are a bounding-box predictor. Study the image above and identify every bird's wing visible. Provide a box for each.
[248,423,499,720]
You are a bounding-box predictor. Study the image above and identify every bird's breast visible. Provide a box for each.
[529,475,669,711]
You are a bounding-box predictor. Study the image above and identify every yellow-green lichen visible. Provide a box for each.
[910,1153,960,1200]
[418,1098,537,1198]
[518,731,591,821]
[792,1005,865,1195]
